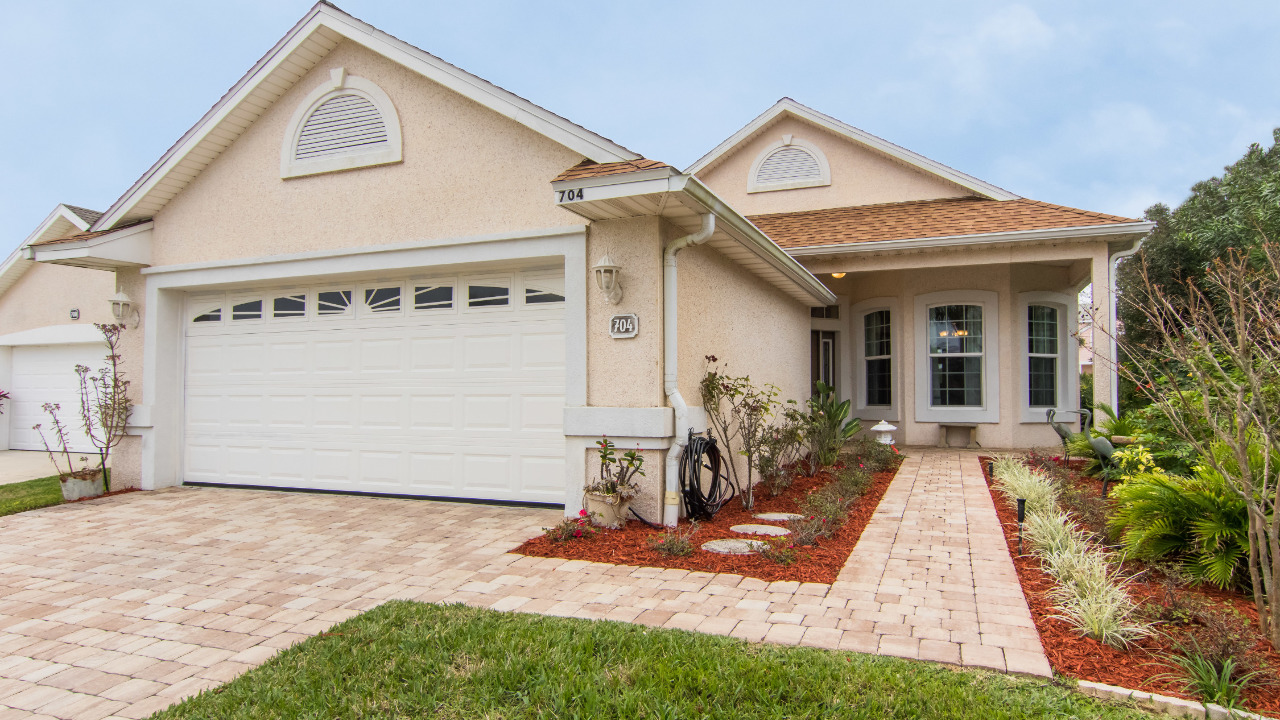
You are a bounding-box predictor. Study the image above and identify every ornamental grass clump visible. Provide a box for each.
[994,455,1152,648]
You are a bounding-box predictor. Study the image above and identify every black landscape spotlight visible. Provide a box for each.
[1016,498,1026,555]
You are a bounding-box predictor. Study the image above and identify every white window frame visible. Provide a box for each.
[851,297,900,422]
[1016,291,1078,423]
[809,296,850,403]
[227,293,265,325]
[358,281,406,318]
[747,135,832,193]
[913,290,1000,424]
[279,68,403,179]
[268,289,308,322]
[410,277,458,315]
[521,270,567,307]
[464,275,514,313]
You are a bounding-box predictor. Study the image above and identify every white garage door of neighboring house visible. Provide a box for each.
[182,268,568,504]
[9,343,107,453]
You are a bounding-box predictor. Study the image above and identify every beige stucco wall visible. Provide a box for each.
[0,263,116,335]
[109,268,146,490]
[677,224,812,491]
[818,247,1099,449]
[696,116,971,217]
[151,39,587,267]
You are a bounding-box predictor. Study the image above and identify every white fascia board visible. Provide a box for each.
[93,3,637,231]
[0,324,106,347]
[0,204,95,297]
[785,221,1157,257]
[28,223,153,268]
[675,176,837,306]
[685,98,1019,201]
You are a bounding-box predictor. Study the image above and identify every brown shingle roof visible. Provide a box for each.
[552,158,673,183]
[748,197,1142,249]
[63,205,103,226]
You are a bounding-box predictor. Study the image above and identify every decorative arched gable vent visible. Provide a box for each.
[280,68,403,179]
[748,135,831,193]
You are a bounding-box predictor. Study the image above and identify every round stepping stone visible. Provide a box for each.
[701,538,768,555]
[753,512,804,523]
[731,523,791,537]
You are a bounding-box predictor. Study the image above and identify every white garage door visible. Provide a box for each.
[182,269,567,504]
[9,343,107,452]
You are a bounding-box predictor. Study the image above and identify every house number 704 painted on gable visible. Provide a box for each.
[610,314,638,338]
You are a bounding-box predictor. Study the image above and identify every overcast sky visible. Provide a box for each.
[3,0,1278,249]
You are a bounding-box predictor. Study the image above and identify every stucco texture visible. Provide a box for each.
[151,39,587,267]
[695,115,971,217]
[0,263,115,336]
[818,247,1096,449]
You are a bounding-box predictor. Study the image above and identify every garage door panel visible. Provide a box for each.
[183,269,566,503]
[8,343,106,452]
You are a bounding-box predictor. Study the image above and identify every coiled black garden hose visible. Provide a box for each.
[679,430,736,521]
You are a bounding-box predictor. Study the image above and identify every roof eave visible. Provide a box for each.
[784,221,1156,257]
[26,222,154,270]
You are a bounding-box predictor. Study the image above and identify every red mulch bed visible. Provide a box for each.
[515,459,901,583]
[980,457,1280,714]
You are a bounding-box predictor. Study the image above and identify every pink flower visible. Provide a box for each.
[573,529,583,538]
[579,509,589,517]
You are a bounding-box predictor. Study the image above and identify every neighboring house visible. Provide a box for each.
[0,204,115,452]
[24,3,1150,519]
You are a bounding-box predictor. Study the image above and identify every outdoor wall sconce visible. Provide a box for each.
[592,253,623,304]
[871,420,897,445]
[110,290,139,325]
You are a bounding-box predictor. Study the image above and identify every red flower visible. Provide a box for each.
[579,509,588,517]
[573,529,583,538]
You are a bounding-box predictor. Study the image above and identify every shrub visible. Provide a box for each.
[1108,467,1250,590]
[647,522,698,557]
[1051,584,1153,649]
[786,516,831,545]
[800,484,854,528]
[757,405,806,496]
[804,381,860,471]
[840,438,897,474]
[759,536,798,565]
[1158,634,1264,710]
[832,466,872,498]
[543,510,598,542]
[992,456,1058,517]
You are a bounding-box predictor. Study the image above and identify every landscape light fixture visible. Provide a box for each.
[870,420,897,445]
[592,253,623,304]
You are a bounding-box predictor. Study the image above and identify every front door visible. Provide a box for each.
[811,330,836,396]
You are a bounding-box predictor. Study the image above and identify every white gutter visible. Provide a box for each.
[662,213,715,526]
[785,221,1156,257]
[1108,238,1145,412]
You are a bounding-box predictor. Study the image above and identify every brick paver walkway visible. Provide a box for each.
[0,448,1048,719]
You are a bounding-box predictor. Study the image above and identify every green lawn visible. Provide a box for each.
[0,475,62,517]
[152,601,1153,720]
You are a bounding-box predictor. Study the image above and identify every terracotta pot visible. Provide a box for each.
[584,492,630,529]
[60,469,105,501]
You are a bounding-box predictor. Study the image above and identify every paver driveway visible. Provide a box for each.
[0,449,1048,719]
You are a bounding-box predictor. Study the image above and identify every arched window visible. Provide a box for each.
[748,135,831,193]
[280,68,402,179]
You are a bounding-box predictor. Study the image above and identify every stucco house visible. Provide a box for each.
[1,204,115,452]
[24,3,1150,521]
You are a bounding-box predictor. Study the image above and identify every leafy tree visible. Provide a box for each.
[1117,128,1280,352]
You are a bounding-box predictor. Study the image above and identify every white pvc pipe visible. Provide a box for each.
[662,213,715,526]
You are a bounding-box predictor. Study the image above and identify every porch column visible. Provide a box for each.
[1090,250,1114,415]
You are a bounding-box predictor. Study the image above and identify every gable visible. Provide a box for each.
[151,39,589,266]
[93,2,636,232]
[696,114,978,217]
[0,261,115,336]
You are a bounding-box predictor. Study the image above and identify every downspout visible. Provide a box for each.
[663,213,716,526]
[1108,239,1144,413]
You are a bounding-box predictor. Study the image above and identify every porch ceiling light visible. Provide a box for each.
[830,272,846,279]
[592,253,623,304]
[110,290,139,326]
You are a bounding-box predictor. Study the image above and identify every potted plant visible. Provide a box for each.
[32,323,132,502]
[34,402,103,501]
[583,437,644,529]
